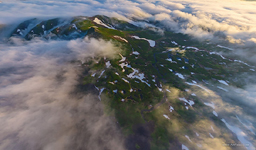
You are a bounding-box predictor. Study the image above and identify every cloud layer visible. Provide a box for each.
[1,0,256,65]
[0,37,124,150]
[0,0,255,45]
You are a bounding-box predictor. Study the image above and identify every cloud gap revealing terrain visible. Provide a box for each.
[0,0,255,150]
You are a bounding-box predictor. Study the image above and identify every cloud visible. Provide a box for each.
[163,82,256,149]
[0,0,255,45]
[1,0,255,53]
[68,37,120,60]
[0,37,125,150]
[0,0,256,149]
[158,1,185,10]
[139,2,171,15]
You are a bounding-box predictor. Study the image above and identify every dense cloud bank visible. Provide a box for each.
[0,0,255,42]
[0,37,125,150]
[1,0,256,63]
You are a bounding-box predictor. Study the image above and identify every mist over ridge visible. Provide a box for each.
[0,0,256,150]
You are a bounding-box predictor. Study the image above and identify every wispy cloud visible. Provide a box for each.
[1,0,256,59]
[0,37,124,150]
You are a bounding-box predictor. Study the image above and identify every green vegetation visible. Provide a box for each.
[11,15,248,150]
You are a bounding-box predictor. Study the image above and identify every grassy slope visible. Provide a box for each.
[80,17,244,150]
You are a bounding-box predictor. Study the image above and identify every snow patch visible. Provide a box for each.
[166,58,177,63]
[98,88,105,101]
[169,106,174,112]
[119,62,131,72]
[171,41,178,45]
[114,36,128,43]
[218,80,229,86]
[163,114,170,119]
[158,87,163,92]
[131,36,155,47]
[182,144,189,150]
[209,51,226,59]
[204,102,215,109]
[127,68,150,87]
[175,73,185,79]
[119,54,126,62]
[217,45,234,51]
[179,98,194,107]
[195,132,199,137]
[209,133,214,138]
[105,61,111,68]
[185,135,192,142]
[98,70,105,78]
[91,73,96,77]
[234,60,252,67]
[122,78,129,83]
[217,86,228,92]
[185,82,209,93]
[132,51,140,55]
[211,126,215,132]
[186,46,199,50]
[191,93,196,96]
[72,24,78,30]
[109,81,115,85]
[213,111,218,117]
[93,18,115,29]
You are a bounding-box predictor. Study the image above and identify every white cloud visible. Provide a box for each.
[0,37,124,150]
[1,0,255,48]
[158,0,185,10]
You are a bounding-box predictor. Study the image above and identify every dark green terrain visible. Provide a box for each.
[7,15,255,150]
